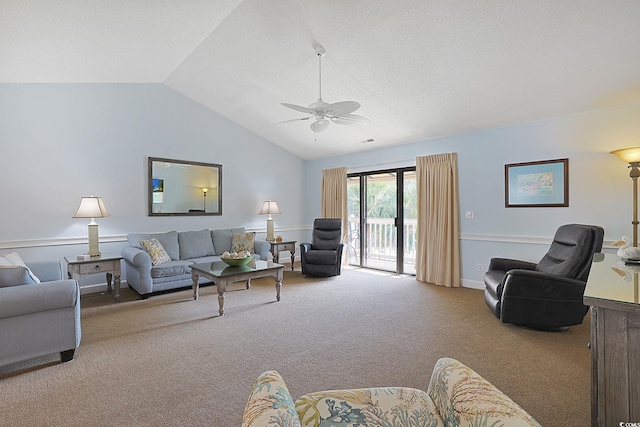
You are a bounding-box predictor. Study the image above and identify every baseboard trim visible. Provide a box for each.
[461,279,484,290]
[78,281,129,296]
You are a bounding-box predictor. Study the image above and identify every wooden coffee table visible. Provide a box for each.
[190,260,284,316]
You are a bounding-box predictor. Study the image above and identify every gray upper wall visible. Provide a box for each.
[0,83,306,245]
[306,102,638,240]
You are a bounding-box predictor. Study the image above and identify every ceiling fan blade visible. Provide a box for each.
[310,119,330,133]
[276,117,311,124]
[331,113,370,125]
[281,103,316,115]
[326,101,360,116]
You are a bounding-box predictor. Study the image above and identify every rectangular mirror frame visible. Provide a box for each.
[148,157,222,216]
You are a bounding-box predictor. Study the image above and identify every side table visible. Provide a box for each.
[65,255,123,302]
[269,240,296,271]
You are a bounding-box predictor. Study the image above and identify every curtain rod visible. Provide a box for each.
[347,158,416,173]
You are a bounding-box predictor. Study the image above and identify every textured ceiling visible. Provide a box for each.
[3,1,640,160]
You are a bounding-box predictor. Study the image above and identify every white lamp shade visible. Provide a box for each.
[258,200,281,216]
[73,196,111,218]
[310,119,329,133]
[611,147,640,163]
[259,200,280,242]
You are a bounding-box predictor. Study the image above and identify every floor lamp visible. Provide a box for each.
[202,188,208,212]
[73,195,110,258]
[259,200,281,242]
[611,147,640,247]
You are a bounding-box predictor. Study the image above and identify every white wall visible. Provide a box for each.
[0,84,308,287]
[305,102,640,287]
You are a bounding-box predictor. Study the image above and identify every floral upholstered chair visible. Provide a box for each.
[242,357,541,427]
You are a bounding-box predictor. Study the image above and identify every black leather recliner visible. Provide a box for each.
[300,218,344,277]
[484,224,604,331]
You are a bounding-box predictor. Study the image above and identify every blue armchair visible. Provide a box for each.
[0,259,81,366]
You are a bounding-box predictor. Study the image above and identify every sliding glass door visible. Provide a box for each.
[347,167,416,274]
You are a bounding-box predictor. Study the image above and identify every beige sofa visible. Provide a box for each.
[242,357,541,427]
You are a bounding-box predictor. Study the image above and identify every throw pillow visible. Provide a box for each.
[232,232,255,254]
[211,228,246,255]
[140,238,172,265]
[0,252,40,283]
[0,266,39,287]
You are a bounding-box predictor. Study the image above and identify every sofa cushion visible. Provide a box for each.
[178,230,216,259]
[128,231,180,260]
[140,238,172,266]
[242,370,300,427]
[0,266,38,287]
[188,256,221,265]
[0,252,40,284]
[295,387,444,427]
[232,232,255,254]
[150,260,193,278]
[211,228,246,255]
[303,250,338,265]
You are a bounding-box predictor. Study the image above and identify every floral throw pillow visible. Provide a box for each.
[140,238,172,265]
[232,232,255,254]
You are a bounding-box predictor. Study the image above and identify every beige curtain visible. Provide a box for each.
[321,167,348,243]
[415,153,460,287]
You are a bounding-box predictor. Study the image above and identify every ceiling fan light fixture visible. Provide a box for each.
[281,44,369,133]
[310,119,329,133]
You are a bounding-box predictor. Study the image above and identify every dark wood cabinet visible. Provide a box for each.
[584,253,640,427]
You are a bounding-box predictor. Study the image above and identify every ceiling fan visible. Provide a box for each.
[281,44,370,133]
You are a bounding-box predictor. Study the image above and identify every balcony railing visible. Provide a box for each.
[347,217,417,274]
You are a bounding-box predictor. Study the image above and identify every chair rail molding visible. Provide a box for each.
[461,233,551,245]
[461,233,617,250]
[0,226,313,251]
[0,235,128,250]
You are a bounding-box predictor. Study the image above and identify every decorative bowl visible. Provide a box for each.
[220,256,253,267]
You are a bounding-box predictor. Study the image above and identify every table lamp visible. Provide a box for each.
[73,195,110,258]
[259,200,281,242]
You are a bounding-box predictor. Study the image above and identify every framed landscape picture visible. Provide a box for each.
[505,158,568,207]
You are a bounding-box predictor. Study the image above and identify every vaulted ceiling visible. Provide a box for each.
[3,1,640,160]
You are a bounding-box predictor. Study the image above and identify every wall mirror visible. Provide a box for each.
[148,157,222,216]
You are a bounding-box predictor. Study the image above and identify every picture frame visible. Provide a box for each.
[148,157,222,216]
[505,158,568,207]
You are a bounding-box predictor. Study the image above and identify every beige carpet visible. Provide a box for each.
[0,267,590,426]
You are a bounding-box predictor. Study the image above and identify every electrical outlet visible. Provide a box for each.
[465,211,474,219]
[477,263,483,272]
